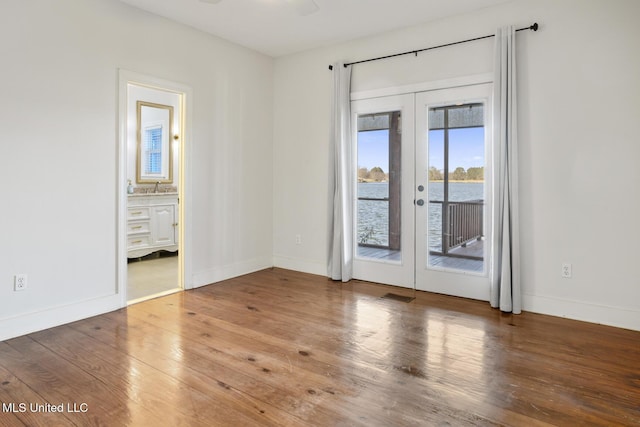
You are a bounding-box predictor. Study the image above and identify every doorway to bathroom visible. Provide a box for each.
[118,71,190,305]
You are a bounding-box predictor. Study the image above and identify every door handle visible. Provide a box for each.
[416,199,425,206]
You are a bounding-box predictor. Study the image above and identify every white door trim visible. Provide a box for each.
[117,70,193,308]
[350,73,493,101]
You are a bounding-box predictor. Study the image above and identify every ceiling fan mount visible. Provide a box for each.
[199,0,319,16]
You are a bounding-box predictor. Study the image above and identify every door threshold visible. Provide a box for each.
[127,287,182,306]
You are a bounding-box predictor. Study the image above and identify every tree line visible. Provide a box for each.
[358,166,387,182]
[429,166,484,181]
[358,166,484,182]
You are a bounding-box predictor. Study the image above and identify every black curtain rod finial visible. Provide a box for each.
[516,22,539,32]
[328,65,333,70]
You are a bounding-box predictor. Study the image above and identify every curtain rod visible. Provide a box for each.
[328,23,538,70]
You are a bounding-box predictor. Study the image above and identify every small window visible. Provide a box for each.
[143,125,163,175]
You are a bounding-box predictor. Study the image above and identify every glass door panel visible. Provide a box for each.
[356,112,400,259]
[427,105,486,273]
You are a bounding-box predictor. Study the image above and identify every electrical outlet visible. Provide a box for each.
[14,274,27,291]
[295,234,302,245]
[561,263,572,279]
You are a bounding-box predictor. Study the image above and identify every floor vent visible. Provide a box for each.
[381,293,415,303]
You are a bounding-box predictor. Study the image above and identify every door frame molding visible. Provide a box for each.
[117,70,193,308]
[351,73,493,101]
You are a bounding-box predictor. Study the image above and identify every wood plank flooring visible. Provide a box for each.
[356,246,402,262]
[1,268,639,426]
[430,240,484,272]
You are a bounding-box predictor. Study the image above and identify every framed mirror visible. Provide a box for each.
[136,101,174,183]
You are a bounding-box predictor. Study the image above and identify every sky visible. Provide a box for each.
[357,127,485,172]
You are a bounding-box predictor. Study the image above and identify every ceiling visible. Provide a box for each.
[119,0,512,57]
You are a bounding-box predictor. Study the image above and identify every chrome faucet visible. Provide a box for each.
[154,182,160,193]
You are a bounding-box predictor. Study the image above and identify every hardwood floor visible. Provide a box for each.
[1,268,639,426]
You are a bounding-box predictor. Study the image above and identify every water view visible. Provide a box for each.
[357,181,484,250]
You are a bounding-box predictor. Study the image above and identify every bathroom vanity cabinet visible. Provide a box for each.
[127,193,178,258]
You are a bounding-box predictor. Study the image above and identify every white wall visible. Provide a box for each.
[0,0,273,340]
[273,0,640,330]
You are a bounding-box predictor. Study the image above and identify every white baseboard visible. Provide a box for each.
[0,294,122,342]
[0,256,272,341]
[272,255,326,277]
[191,256,273,288]
[5,265,634,343]
[523,294,640,331]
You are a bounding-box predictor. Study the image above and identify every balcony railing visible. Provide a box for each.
[430,199,484,259]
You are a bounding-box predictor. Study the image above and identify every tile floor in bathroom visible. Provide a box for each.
[127,253,180,303]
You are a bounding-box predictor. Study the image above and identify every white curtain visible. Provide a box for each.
[491,26,521,313]
[328,62,353,282]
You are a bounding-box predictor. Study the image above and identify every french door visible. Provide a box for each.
[351,94,415,287]
[352,83,492,300]
[415,84,492,300]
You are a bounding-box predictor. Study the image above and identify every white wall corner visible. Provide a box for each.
[272,254,326,277]
[191,256,274,288]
